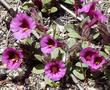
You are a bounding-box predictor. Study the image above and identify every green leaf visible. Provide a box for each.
[44,76,60,87]
[15,0,20,2]
[73,69,85,80]
[75,62,88,68]
[68,32,80,38]
[104,45,110,54]
[51,48,60,59]
[93,33,100,39]
[64,0,74,5]
[82,41,89,48]
[64,24,74,33]
[41,8,47,13]
[42,0,51,4]
[67,38,76,48]
[99,51,108,58]
[76,52,79,57]
[64,24,80,38]
[51,82,60,88]
[35,42,40,49]
[54,34,59,39]
[44,76,53,86]
[104,48,109,55]
[50,7,58,13]
[25,38,33,45]
[22,5,28,10]
[34,54,43,62]
[22,2,34,10]
[32,64,44,74]
[59,48,66,54]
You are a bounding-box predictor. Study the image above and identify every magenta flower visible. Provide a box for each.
[80,0,84,2]
[78,1,96,14]
[78,1,107,23]
[44,60,66,81]
[80,47,98,66]
[92,10,107,23]
[10,13,36,40]
[90,55,106,70]
[80,47,106,70]
[2,48,23,70]
[40,35,58,54]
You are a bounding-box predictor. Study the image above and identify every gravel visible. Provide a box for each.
[0,0,110,90]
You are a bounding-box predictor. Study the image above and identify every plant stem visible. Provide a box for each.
[60,4,82,21]
[80,60,86,78]
[0,0,10,10]
[0,0,16,16]
[70,74,84,90]
[32,30,40,39]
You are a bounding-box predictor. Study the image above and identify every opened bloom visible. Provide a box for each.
[80,47,98,66]
[44,60,66,81]
[10,13,36,40]
[80,47,106,70]
[40,35,58,54]
[78,1,107,23]
[90,55,106,70]
[78,1,96,14]
[2,48,23,70]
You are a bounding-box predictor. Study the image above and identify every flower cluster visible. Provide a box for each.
[80,47,106,70]
[1,0,109,85]
[78,1,107,23]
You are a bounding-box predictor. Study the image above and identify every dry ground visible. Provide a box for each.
[0,0,110,90]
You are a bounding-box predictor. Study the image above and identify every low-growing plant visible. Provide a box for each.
[1,0,110,89]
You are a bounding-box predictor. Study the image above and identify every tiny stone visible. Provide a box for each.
[40,82,46,89]
[107,7,110,13]
[86,87,97,90]
[0,48,4,54]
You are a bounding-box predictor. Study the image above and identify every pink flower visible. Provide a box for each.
[2,48,23,70]
[80,47,106,70]
[78,1,107,23]
[80,47,98,66]
[92,10,107,23]
[90,55,106,70]
[80,0,84,2]
[44,60,66,81]
[40,35,58,54]
[78,1,96,14]
[10,13,36,40]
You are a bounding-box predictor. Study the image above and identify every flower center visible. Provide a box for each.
[51,65,59,74]
[22,28,29,32]
[8,52,19,62]
[47,39,55,48]
[85,51,95,61]
[20,19,29,32]
[94,56,103,65]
